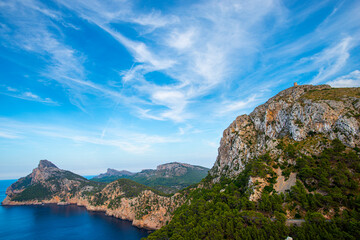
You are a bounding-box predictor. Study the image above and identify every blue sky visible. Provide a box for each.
[1,0,360,179]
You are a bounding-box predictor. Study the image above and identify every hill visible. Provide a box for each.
[91,168,135,183]
[92,162,209,194]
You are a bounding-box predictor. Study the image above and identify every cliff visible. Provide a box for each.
[210,85,360,181]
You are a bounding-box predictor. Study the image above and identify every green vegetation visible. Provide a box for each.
[92,166,209,194]
[91,176,123,183]
[10,175,32,190]
[145,139,360,239]
[9,169,106,202]
[12,183,53,201]
[113,179,170,198]
[91,179,170,207]
[129,168,208,192]
[302,87,360,101]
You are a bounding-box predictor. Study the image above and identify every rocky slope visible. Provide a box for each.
[2,160,187,230]
[93,162,209,194]
[210,85,360,182]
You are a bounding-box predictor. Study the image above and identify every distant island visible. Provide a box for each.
[3,85,360,239]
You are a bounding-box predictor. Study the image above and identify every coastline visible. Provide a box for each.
[1,199,155,232]
[1,194,170,230]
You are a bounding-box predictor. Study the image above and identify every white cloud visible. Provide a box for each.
[311,37,353,84]
[0,0,132,111]
[2,0,360,124]
[0,131,20,139]
[0,85,58,105]
[219,94,261,114]
[6,86,17,92]
[0,118,180,153]
[327,70,360,87]
[167,28,195,50]
[55,0,285,121]
[129,10,179,30]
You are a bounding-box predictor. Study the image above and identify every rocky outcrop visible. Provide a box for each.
[210,85,360,184]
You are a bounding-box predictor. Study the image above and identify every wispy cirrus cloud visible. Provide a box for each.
[218,94,262,115]
[56,0,286,122]
[1,0,360,124]
[327,70,360,87]
[0,0,131,110]
[0,131,20,139]
[310,37,354,84]
[0,118,180,153]
[0,85,58,105]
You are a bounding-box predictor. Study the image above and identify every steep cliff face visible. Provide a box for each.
[88,180,186,229]
[2,160,187,230]
[210,85,360,181]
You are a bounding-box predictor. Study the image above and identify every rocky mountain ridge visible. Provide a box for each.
[93,162,209,194]
[92,168,134,179]
[210,85,360,181]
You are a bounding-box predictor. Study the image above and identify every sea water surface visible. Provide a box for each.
[0,180,150,240]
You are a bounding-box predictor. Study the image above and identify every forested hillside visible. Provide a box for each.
[146,139,360,239]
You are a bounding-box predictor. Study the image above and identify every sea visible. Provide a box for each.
[0,179,150,240]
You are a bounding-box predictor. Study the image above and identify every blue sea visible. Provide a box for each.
[0,180,150,240]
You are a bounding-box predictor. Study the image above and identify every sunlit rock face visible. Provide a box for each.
[210,85,360,182]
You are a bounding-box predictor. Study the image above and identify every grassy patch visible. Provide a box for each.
[302,87,360,101]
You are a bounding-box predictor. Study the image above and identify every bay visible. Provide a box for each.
[0,180,150,240]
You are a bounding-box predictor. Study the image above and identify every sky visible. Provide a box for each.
[1,0,360,179]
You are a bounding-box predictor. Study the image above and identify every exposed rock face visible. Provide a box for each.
[38,160,58,169]
[2,160,187,230]
[138,162,208,178]
[210,85,360,182]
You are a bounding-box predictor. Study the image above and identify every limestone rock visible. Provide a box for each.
[210,85,360,184]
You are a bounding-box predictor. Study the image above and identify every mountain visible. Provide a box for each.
[210,84,360,181]
[3,160,105,203]
[92,162,209,194]
[2,160,187,229]
[92,168,135,182]
[146,85,360,239]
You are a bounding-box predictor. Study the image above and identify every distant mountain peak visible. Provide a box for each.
[156,162,207,171]
[92,168,134,179]
[38,160,58,170]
